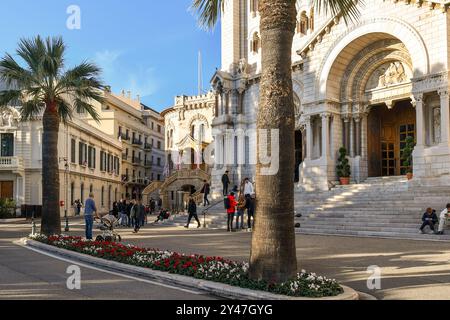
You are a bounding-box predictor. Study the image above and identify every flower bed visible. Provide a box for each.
[30,234,343,298]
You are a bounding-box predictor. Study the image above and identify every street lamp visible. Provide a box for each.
[59,157,70,232]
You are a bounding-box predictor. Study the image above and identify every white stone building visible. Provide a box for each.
[211,0,450,191]
[0,106,123,217]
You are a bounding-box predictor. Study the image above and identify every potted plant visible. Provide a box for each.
[336,147,351,185]
[402,136,415,180]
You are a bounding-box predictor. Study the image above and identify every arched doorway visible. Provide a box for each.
[318,29,418,184]
[368,100,416,177]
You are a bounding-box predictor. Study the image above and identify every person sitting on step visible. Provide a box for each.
[420,207,438,234]
[437,203,450,235]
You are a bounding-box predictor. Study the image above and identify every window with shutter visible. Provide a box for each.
[71,139,76,163]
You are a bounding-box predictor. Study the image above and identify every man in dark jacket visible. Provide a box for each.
[185,197,201,229]
[201,180,211,206]
[132,199,146,233]
[222,171,230,196]
[420,208,438,234]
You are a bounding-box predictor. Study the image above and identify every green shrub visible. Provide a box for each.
[336,147,351,178]
[0,199,16,219]
[401,136,415,173]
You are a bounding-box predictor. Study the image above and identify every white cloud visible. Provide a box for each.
[93,50,157,99]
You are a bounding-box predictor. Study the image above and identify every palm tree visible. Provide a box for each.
[0,36,104,236]
[192,0,360,282]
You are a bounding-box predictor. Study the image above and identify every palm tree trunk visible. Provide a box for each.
[41,102,61,235]
[249,0,297,283]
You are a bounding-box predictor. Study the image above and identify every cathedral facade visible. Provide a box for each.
[210,0,450,192]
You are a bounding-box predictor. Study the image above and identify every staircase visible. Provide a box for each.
[154,200,229,229]
[155,176,450,241]
[295,176,450,240]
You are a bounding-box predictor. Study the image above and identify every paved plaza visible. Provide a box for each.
[1,218,450,300]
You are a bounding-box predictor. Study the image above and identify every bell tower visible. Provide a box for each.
[221,0,247,73]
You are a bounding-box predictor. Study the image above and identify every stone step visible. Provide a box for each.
[296,220,418,228]
[296,228,450,241]
[295,224,419,233]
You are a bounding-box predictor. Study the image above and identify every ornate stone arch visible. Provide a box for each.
[188,113,210,129]
[317,17,429,100]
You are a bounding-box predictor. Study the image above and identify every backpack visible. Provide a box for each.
[224,197,231,209]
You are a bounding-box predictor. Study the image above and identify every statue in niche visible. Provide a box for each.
[0,109,16,127]
[433,107,441,144]
[237,58,248,75]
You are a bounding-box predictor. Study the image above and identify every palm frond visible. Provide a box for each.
[56,98,73,124]
[20,99,45,122]
[0,89,22,107]
[312,0,362,24]
[190,0,223,30]
[16,36,47,77]
[73,97,100,122]
[55,61,103,95]
[0,53,35,88]
[0,35,104,126]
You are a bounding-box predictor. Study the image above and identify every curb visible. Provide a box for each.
[22,238,359,301]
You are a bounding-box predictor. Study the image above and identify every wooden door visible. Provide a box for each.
[381,123,396,176]
[368,110,381,177]
[0,181,13,200]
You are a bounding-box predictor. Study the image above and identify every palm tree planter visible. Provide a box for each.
[401,136,415,180]
[0,36,104,235]
[192,0,359,283]
[336,147,351,185]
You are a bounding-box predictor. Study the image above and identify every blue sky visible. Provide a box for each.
[0,0,221,111]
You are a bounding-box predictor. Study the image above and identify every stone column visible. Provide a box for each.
[354,116,362,156]
[301,126,307,161]
[343,115,351,154]
[305,116,313,160]
[321,113,331,160]
[216,134,223,168]
[438,89,450,145]
[413,93,425,147]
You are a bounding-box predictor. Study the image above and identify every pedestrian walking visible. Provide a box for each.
[185,197,201,229]
[132,199,145,233]
[243,178,255,231]
[126,200,133,227]
[201,180,211,206]
[84,193,97,240]
[226,192,237,232]
[112,201,119,218]
[150,199,156,214]
[236,193,246,230]
[222,171,230,196]
[76,199,82,216]
[247,194,255,231]
[119,199,128,226]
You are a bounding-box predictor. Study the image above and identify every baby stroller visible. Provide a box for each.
[95,214,122,242]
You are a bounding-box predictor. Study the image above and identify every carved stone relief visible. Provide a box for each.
[366,61,408,90]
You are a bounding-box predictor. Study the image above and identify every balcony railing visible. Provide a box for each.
[119,133,130,141]
[132,139,143,146]
[144,143,152,151]
[132,157,142,165]
[0,156,24,171]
